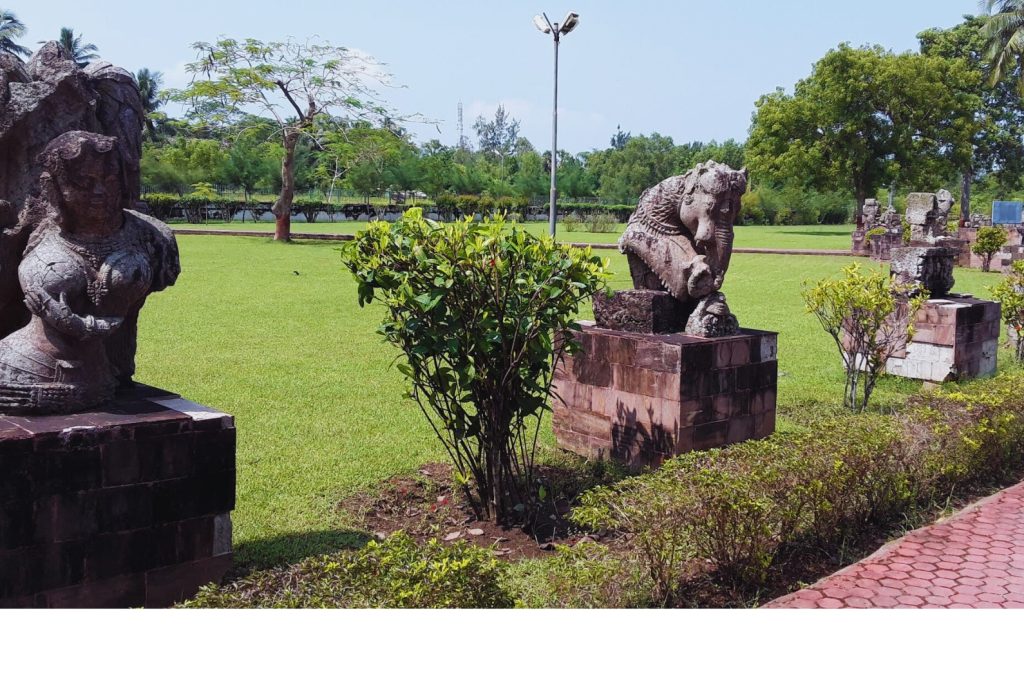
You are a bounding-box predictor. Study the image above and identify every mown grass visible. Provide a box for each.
[134,233,1009,569]
[172,218,855,250]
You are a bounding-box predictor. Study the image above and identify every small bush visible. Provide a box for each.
[505,541,653,608]
[991,260,1024,361]
[293,197,328,223]
[182,532,513,609]
[803,263,924,411]
[342,208,609,523]
[973,226,1009,272]
[561,212,620,234]
[143,193,179,220]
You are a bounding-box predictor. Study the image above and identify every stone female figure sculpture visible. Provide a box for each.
[0,131,179,414]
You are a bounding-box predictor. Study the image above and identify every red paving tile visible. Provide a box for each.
[764,481,1024,609]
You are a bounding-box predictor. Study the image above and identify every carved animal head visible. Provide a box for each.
[677,160,748,245]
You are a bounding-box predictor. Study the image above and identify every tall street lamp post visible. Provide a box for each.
[533,11,579,239]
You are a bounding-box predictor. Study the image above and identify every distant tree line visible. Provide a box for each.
[5,9,1024,227]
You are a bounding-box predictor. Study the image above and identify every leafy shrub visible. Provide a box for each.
[991,260,1024,361]
[179,185,215,224]
[342,208,609,522]
[571,371,1024,604]
[803,263,924,411]
[293,197,328,224]
[455,194,479,217]
[972,226,1009,272]
[143,193,179,220]
[562,212,620,234]
[182,532,513,608]
[434,192,458,219]
[505,541,653,608]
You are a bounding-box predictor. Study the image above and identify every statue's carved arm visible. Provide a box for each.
[23,288,123,340]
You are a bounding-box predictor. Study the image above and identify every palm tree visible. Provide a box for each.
[0,9,30,58]
[53,27,99,67]
[981,0,1024,91]
[135,68,164,136]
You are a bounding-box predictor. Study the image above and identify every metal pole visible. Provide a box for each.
[549,31,559,238]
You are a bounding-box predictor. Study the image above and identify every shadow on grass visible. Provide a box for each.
[233,528,372,574]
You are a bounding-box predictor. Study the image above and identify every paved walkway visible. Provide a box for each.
[765,481,1024,608]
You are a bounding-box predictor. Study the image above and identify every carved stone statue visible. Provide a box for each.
[905,191,954,244]
[891,190,958,297]
[0,42,144,338]
[611,160,747,336]
[0,131,178,414]
[861,198,881,230]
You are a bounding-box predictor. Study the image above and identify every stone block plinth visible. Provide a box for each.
[886,296,1000,382]
[0,385,235,608]
[593,289,688,334]
[552,323,777,467]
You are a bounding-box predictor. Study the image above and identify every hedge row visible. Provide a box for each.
[564,371,1024,605]
[142,194,414,224]
[181,369,1024,609]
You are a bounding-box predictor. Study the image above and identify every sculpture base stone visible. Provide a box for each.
[552,322,778,467]
[593,289,688,334]
[0,385,235,608]
[885,296,1000,382]
[890,245,957,296]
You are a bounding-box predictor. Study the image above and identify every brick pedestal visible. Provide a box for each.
[886,296,1000,382]
[552,322,777,467]
[0,385,235,608]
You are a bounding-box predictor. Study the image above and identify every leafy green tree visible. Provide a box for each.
[54,27,98,67]
[222,133,281,201]
[0,9,29,58]
[473,105,520,183]
[141,137,226,194]
[609,125,631,150]
[748,44,979,221]
[343,209,609,523]
[803,263,924,412]
[586,133,678,203]
[920,16,1024,218]
[972,226,1009,271]
[980,0,1024,92]
[417,141,457,198]
[990,260,1024,360]
[172,38,396,241]
[135,68,165,137]
[512,150,549,201]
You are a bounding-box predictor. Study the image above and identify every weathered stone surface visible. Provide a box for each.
[593,289,688,334]
[684,291,739,337]
[0,388,235,608]
[617,160,746,335]
[0,132,179,414]
[890,245,957,297]
[0,44,144,336]
[861,198,881,229]
[884,296,1000,382]
[905,190,954,244]
[552,323,777,467]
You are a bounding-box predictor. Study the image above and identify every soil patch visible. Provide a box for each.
[339,461,619,562]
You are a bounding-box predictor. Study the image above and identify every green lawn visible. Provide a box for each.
[134,234,1011,570]
[172,219,856,250]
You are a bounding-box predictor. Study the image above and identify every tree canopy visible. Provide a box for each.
[746,44,979,218]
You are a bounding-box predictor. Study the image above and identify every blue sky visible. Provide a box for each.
[17,0,978,152]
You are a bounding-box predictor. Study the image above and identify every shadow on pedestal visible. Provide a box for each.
[552,321,778,468]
